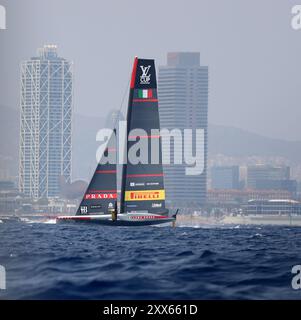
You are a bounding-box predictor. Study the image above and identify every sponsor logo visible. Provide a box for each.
[130,182,145,187]
[126,204,137,208]
[152,203,162,208]
[90,204,102,210]
[125,190,165,201]
[0,5,6,30]
[146,182,159,186]
[108,202,114,208]
[80,206,88,214]
[0,265,5,290]
[85,193,117,200]
[140,65,151,84]
[130,215,167,220]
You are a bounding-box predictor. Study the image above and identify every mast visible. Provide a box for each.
[120,58,137,212]
[120,57,167,214]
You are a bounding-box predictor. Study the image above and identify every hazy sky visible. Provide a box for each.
[1,0,301,140]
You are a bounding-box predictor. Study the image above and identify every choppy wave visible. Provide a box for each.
[0,222,301,299]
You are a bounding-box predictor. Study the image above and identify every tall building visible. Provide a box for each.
[158,52,208,209]
[211,166,240,190]
[19,45,73,199]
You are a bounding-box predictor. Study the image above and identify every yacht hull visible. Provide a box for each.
[56,213,176,226]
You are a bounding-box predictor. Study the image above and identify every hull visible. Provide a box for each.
[56,212,176,226]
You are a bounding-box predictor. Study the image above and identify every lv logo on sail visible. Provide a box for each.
[140,65,151,84]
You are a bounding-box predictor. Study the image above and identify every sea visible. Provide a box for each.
[0,219,301,300]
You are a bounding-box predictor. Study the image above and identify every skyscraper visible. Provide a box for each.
[19,45,73,199]
[158,52,208,210]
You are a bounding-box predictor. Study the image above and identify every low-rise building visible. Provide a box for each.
[207,189,293,206]
[245,199,301,215]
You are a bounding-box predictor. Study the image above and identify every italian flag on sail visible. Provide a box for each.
[138,89,153,99]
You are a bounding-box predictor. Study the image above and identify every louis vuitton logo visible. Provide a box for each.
[140,65,151,84]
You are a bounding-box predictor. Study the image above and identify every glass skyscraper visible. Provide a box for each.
[19,45,73,199]
[158,52,208,210]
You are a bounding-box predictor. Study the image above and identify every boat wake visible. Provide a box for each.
[43,219,57,224]
[19,217,57,224]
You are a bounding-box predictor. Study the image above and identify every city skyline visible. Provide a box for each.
[1,0,301,141]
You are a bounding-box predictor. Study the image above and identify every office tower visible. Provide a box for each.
[158,52,208,210]
[19,45,73,199]
[211,166,240,190]
[246,164,296,195]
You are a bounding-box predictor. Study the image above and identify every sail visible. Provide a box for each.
[76,131,117,215]
[120,58,167,214]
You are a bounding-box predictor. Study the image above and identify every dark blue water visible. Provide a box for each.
[0,221,301,300]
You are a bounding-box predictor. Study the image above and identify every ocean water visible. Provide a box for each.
[0,220,301,300]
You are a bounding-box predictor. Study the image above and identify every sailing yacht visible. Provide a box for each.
[57,57,177,226]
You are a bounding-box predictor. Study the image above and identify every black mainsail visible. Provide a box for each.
[120,58,167,214]
[76,131,117,215]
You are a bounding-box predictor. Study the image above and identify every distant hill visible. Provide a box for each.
[209,124,301,163]
[1,105,301,180]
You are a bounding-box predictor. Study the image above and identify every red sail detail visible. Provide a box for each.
[126,174,164,178]
[130,57,138,89]
[133,99,158,103]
